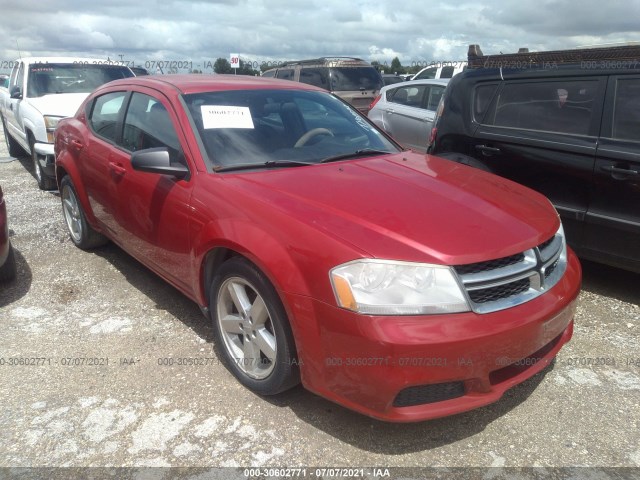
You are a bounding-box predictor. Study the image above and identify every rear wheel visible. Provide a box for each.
[30,136,57,191]
[60,175,108,249]
[210,256,300,395]
[2,118,24,158]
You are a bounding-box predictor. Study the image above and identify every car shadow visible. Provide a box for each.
[580,259,639,306]
[0,244,33,307]
[263,362,553,453]
[92,243,214,343]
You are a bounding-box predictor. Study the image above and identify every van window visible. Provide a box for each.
[491,80,598,135]
[276,69,295,81]
[612,78,640,142]
[299,68,330,89]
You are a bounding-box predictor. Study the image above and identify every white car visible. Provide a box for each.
[367,79,449,152]
[411,62,467,80]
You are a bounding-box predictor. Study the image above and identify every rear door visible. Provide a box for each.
[588,75,640,270]
[471,77,607,247]
[382,83,446,152]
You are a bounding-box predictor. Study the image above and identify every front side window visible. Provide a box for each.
[88,91,127,141]
[183,89,399,169]
[612,78,640,142]
[122,92,183,163]
[491,80,598,135]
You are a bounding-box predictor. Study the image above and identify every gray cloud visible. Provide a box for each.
[0,0,638,72]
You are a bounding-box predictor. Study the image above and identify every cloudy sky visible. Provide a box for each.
[1,0,639,72]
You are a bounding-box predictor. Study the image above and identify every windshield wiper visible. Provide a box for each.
[319,148,393,164]
[214,160,315,172]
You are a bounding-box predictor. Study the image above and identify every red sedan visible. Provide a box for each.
[54,75,581,422]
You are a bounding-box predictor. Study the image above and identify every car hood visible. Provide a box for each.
[27,93,89,118]
[225,152,560,265]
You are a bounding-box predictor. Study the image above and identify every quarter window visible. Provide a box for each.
[88,91,127,142]
[492,80,598,135]
[426,86,446,111]
[612,78,640,142]
[473,84,499,122]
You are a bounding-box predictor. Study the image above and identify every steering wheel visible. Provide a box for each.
[294,128,334,148]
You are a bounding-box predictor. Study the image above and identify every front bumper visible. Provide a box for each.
[286,249,581,422]
[34,142,56,178]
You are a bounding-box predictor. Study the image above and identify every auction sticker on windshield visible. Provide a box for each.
[201,105,254,129]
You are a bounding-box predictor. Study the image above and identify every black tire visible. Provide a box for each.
[0,243,17,282]
[210,256,300,395]
[2,117,25,158]
[29,136,57,191]
[59,175,108,250]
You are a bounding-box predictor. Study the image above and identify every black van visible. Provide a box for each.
[430,44,640,273]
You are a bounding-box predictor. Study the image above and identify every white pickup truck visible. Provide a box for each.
[0,58,133,189]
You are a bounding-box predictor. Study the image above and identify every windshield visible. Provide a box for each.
[329,67,383,91]
[27,63,133,97]
[183,89,399,170]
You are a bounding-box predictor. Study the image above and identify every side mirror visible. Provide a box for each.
[131,148,189,179]
[10,86,22,99]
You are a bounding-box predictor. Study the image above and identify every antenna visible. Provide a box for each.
[15,39,23,59]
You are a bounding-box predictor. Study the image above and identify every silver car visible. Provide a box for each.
[368,79,449,152]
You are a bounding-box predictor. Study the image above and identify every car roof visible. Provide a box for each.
[102,74,327,95]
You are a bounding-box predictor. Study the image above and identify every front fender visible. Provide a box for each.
[193,218,312,306]
[55,152,101,230]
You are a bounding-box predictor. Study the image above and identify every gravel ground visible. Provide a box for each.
[0,129,639,477]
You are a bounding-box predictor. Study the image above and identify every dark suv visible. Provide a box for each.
[262,57,383,114]
[430,44,640,273]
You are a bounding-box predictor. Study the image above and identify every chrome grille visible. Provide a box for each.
[453,229,567,314]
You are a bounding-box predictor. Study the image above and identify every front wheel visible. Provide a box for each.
[60,176,108,250]
[210,257,300,395]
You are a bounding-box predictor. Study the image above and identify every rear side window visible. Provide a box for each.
[88,91,127,142]
[440,66,455,78]
[612,78,640,142]
[276,69,295,80]
[387,85,426,107]
[299,68,330,89]
[491,80,598,135]
[414,66,438,80]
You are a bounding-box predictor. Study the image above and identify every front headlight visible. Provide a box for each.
[44,116,64,143]
[330,259,470,315]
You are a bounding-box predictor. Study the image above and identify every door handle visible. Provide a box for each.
[108,161,126,175]
[600,165,638,177]
[475,145,501,155]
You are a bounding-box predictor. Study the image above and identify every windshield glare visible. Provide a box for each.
[183,89,399,170]
[27,64,133,97]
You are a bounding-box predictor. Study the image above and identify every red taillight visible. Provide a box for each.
[428,127,438,147]
[369,94,381,111]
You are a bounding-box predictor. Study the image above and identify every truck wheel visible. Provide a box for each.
[0,243,17,282]
[60,175,108,250]
[2,118,24,158]
[209,256,300,395]
[29,136,57,191]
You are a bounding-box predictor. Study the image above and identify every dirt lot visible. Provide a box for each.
[0,129,639,476]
